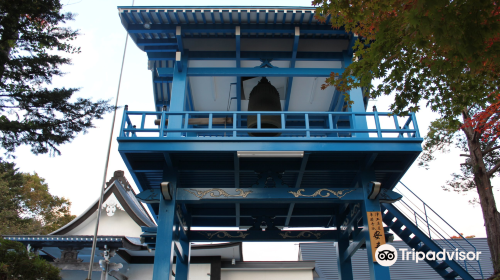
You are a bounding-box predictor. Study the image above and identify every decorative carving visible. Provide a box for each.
[289,188,354,199]
[54,248,83,263]
[199,231,250,239]
[102,193,125,216]
[279,231,324,239]
[341,203,361,230]
[185,188,253,199]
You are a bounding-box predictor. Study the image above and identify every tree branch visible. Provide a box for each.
[482,146,500,156]
[487,161,500,177]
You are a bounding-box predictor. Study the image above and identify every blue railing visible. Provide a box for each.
[394,182,484,279]
[119,109,421,139]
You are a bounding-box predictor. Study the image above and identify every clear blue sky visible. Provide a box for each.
[10,0,499,260]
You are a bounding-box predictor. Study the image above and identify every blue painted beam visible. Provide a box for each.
[117,140,424,154]
[153,77,173,83]
[172,187,401,203]
[284,27,300,111]
[136,188,401,205]
[143,229,340,242]
[189,230,339,242]
[125,23,349,35]
[157,67,343,77]
[147,51,345,61]
[144,46,178,52]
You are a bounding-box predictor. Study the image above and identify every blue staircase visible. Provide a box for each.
[381,182,484,280]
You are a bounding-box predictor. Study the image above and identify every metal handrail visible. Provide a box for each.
[119,109,421,139]
[394,181,484,279]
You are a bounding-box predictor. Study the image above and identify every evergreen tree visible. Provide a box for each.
[0,0,113,156]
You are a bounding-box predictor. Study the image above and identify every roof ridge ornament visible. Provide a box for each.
[106,170,132,191]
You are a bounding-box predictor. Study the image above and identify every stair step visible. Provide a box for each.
[384,205,476,280]
[398,228,412,239]
[435,261,450,270]
[391,219,404,229]
[424,260,451,278]
[444,270,459,279]
[382,216,395,227]
[417,244,430,253]
[407,237,422,248]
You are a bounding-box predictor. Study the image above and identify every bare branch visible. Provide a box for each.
[487,161,500,177]
[482,146,500,156]
[460,154,471,157]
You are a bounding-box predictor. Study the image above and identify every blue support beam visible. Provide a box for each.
[174,234,191,280]
[236,26,242,112]
[284,152,309,227]
[342,228,366,261]
[336,214,355,280]
[152,170,177,280]
[360,170,391,280]
[176,26,184,54]
[187,79,195,111]
[284,26,300,111]
[136,187,402,204]
[167,52,188,137]
[157,67,343,77]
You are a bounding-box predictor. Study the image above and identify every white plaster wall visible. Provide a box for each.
[173,263,211,280]
[65,209,143,236]
[221,270,313,280]
[60,270,102,280]
[124,264,154,280]
[123,263,210,280]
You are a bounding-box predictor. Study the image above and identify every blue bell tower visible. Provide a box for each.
[116,6,481,280]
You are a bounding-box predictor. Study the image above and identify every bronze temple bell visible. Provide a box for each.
[247,77,282,137]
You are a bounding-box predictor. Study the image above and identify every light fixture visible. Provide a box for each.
[232,258,236,265]
[237,151,304,158]
[143,23,151,29]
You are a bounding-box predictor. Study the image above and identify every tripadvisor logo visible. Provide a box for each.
[375,244,398,266]
[375,244,482,267]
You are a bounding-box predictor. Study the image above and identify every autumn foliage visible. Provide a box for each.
[312,0,500,275]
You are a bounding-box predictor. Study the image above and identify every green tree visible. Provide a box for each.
[0,0,114,156]
[0,237,61,280]
[0,161,75,235]
[313,0,500,274]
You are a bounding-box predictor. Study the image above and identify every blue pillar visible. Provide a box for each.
[152,171,178,280]
[336,216,354,280]
[342,52,368,138]
[360,169,391,280]
[174,233,191,280]
[167,51,188,137]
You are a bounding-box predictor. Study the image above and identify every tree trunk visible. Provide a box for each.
[462,110,500,274]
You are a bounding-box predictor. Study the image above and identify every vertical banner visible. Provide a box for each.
[367,211,386,262]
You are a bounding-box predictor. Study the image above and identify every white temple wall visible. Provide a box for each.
[221,270,313,280]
